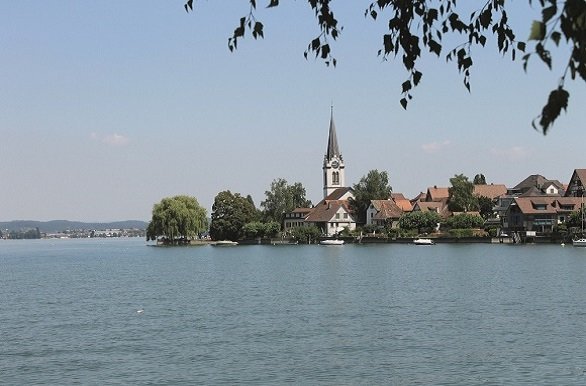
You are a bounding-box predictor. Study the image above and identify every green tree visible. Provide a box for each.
[398,211,441,233]
[290,224,322,244]
[185,0,586,133]
[473,173,487,185]
[242,221,281,238]
[448,174,479,212]
[210,190,258,241]
[444,213,485,229]
[261,178,312,225]
[146,195,208,243]
[568,206,586,229]
[477,195,495,220]
[349,169,393,224]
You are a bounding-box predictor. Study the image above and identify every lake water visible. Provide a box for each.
[2,239,586,385]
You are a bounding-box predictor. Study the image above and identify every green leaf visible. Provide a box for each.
[267,0,279,8]
[529,20,545,40]
[401,80,412,93]
[517,41,526,52]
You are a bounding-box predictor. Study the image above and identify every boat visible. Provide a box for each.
[212,240,238,246]
[413,238,435,245]
[573,238,586,247]
[319,239,344,245]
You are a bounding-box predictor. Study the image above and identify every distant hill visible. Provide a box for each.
[0,220,148,233]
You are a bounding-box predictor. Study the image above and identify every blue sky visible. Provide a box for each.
[1,1,585,222]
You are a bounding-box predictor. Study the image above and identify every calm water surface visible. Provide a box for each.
[2,239,586,385]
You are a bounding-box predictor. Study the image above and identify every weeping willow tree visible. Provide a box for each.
[146,195,208,244]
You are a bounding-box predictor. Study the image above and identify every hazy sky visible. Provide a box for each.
[2,1,585,222]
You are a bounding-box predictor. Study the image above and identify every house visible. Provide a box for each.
[392,193,413,211]
[425,186,450,202]
[565,169,586,197]
[305,187,356,236]
[283,208,313,233]
[412,185,451,218]
[511,174,565,196]
[495,174,567,230]
[412,200,451,218]
[506,196,582,233]
[366,194,413,228]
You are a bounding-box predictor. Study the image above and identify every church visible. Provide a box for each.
[283,109,357,236]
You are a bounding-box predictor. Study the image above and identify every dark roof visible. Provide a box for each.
[565,169,586,197]
[324,187,353,201]
[513,174,564,193]
[326,108,340,160]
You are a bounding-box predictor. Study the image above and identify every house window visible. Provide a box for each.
[343,213,348,219]
[336,213,340,219]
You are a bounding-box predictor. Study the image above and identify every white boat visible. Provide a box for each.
[212,240,238,246]
[413,238,435,245]
[320,239,344,245]
[573,238,586,247]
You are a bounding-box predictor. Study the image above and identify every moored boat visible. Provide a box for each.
[212,240,238,246]
[573,238,586,247]
[413,238,435,245]
[320,239,344,245]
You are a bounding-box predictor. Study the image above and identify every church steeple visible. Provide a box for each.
[326,106,340,160]
[323,106,345,198]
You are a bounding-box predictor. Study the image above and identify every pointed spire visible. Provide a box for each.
[326,105,340,160]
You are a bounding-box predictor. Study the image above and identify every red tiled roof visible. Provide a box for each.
[305,200,355,223]
[370,200,404,220]
[473,184,507,199]
[291,207,312,213]
[513,196,582,214]
[427,187,449,202]
[414,200,452,218]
